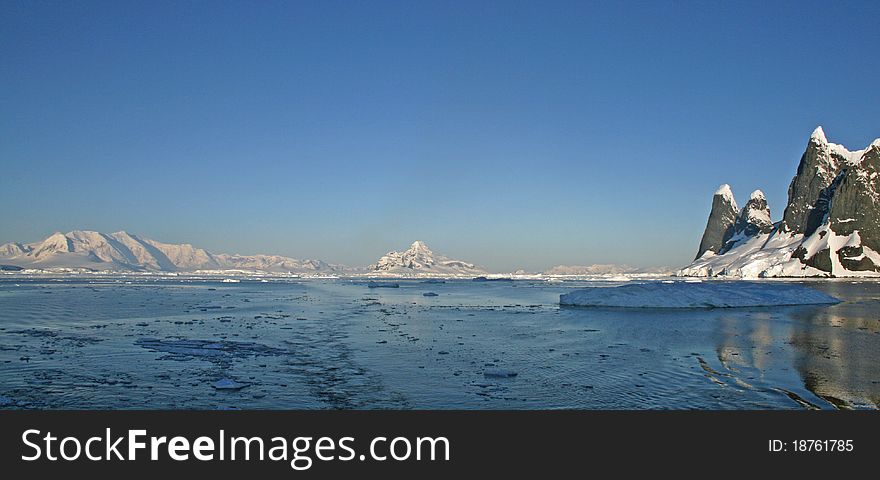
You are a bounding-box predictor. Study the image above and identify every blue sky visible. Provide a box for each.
[1,0,878,271]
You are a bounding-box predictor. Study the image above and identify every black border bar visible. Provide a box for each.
[1,411,876,476]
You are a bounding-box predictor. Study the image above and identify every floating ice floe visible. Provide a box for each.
[484,368,518,378]
[135,338,284,362]
[212,379,249,390]
[559,282,840,308]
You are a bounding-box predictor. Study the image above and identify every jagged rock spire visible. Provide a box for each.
[695,184,739,259]
[734,190,773,237]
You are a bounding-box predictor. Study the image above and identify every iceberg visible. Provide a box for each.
[559,282,840,308]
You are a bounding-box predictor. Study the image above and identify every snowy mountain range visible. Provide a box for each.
[0,230,341,274]
[0,234,491,277]
[681,126,880,278]
[368,241,487,277]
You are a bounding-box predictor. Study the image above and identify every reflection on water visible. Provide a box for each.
[708,282,880,409]
[788,288,880,409]
[0,277,877,409]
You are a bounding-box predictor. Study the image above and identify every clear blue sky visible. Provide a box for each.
[1,0,878,271]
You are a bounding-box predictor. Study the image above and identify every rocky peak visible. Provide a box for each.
[373,240,437,270]
[734,189,773,237]
[370,241,485,276]
[810,126,827,144]
[781,127,858,235]
[695,184,739,259]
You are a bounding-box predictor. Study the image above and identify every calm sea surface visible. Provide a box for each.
[0,277,877,409]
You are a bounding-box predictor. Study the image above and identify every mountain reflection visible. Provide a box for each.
[788,303,880,409]
[712,282,880,409]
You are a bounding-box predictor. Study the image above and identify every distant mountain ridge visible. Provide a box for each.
[2,233,668,277]
[0,230,340,273]
[681,127,880,278]
[543,264,671,276]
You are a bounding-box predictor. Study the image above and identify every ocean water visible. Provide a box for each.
[0,277,878,410]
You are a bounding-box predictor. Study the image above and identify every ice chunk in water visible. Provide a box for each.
[484,368,518,378]
[212,379,249,390]
[135,338,284,361]
[560,282,840,308]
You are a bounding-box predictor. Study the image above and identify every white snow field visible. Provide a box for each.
[559,281,840,308]
[680,227,880,279]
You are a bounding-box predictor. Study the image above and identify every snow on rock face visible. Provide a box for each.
[826,144,880,259]
[559,282,840,308]
[30,232,73,258]
[0,242,27,257]
[139,238,220,270]
[370,241,487,277]
[682,127,880,278]
[715,183,736,201]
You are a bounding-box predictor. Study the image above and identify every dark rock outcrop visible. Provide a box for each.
[780,127,852,235]
[695,184,738,259]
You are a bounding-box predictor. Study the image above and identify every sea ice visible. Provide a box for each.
[212,379,249,390]
[484,368,518,378]
[135,338,284,361]
[559,282,840,308]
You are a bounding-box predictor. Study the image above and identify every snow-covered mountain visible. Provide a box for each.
[0,230,341,274]
[369,241,487,277]
[681,127,880,278]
